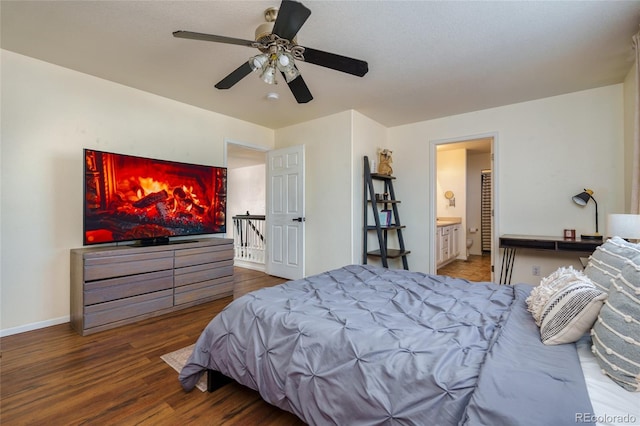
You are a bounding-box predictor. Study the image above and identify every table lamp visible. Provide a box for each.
[572,189,603,240]
[607,214,640,242]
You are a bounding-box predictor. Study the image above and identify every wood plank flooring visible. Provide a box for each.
[437,254,492,282]
[0,267,304,426]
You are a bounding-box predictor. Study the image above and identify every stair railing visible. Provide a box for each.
[232,212,266,268]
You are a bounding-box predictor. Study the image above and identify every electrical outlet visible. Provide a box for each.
[532,265,540,276]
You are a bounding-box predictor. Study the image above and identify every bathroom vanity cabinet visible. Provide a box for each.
[436,221,461,268]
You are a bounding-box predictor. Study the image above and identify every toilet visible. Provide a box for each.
[466,237,473,258]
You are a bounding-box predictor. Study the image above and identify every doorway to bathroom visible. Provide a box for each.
[431,135,496,282]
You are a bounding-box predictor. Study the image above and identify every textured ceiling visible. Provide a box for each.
[2,1,639,129]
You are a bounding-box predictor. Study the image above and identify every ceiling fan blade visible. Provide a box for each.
[173,30,255,47]
[285,72,313,103]
[215,62,253,90]
[300,47,368,77]
[272,0,311,41]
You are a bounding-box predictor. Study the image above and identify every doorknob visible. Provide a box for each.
[292,217,306,222]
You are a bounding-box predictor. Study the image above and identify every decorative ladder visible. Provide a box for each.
[363,156,410,269]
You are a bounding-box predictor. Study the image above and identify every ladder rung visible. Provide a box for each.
[370,173,396,180]
[368,200,401,204]
[366,225,406,231]
[367,249,411,258]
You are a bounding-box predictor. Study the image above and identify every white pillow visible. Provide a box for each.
[527,266,607,345]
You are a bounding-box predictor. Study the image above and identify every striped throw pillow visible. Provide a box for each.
[527,266,607,345]
[591,254,640,391]
[584,237,640,293]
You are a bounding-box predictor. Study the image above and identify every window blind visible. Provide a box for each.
[481,170,492,252]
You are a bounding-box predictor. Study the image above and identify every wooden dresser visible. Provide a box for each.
[70,238,233,335]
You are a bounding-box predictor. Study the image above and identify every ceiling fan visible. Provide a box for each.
[173,0,368,103]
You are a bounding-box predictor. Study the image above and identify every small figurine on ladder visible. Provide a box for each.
[377,149,393,175]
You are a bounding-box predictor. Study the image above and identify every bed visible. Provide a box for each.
[179,262,639,425]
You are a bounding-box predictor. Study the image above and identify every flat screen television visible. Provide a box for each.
[83,149,227,245]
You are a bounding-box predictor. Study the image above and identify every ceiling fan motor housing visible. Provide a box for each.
[255,7,278,43]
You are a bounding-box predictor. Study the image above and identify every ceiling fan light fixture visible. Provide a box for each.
[277,52,292,68]
[282,64,300,83]
[260,65,278,85]
[275,52,300,82]
[249,54,269,72]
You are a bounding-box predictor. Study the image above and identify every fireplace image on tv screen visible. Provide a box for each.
[84,149,227,245]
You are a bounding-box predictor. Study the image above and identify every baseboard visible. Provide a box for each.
[233,260,266,272]
[0,315,70,337]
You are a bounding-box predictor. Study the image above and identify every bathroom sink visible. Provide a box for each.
[436,217,462,227]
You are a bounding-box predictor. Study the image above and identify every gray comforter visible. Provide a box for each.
[180,265,594,425]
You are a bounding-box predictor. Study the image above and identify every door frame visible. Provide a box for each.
[224,138,270,167]
[223,138,269,272]
[429,132,499,280]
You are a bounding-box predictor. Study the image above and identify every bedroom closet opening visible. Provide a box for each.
[433,137,494,282]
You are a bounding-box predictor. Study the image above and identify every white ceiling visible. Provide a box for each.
[2,1,639,130]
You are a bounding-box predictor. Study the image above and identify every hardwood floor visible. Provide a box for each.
[0,267,304,426]
[437,254,492,282]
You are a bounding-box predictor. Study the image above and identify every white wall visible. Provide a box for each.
[0,50,274,335]
[273,110,387,275]
[436,149,466,220]
[274,111,354,276]
[389,85,625,284]
[436,149,466,259]
[352,112,389,267]
[227,164,266,219]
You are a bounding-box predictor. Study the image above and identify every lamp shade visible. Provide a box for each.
[607,214,640,239]
[572,189,593,206]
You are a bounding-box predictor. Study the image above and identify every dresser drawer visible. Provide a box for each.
[84,251,174,281]
[84,270,173,305]
[174,261,233,287]
[174,245,233,268]
[84,289,173,329]
[174,276,234,305]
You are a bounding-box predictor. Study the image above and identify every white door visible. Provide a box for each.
[266,145,305,280]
